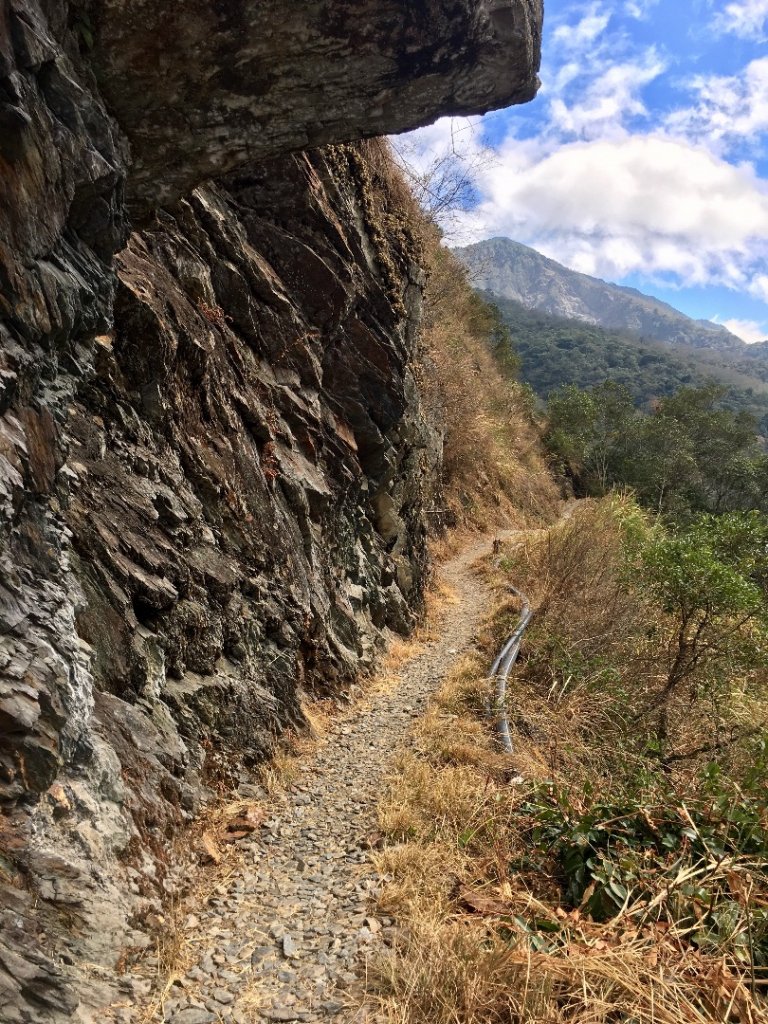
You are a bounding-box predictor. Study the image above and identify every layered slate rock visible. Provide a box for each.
[91,0,543,210]
[0,140,436,1024]
[0,0,542,1019]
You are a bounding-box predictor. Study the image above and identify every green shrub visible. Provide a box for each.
[518,752,768,963]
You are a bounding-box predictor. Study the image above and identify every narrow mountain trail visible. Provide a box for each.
[138,534,500,1024]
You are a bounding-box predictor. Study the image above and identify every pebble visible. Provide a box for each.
[109,542,492,1021]
[262,1010,306,1022]
[321,1002,344,1015]
[171,1010,218,1024]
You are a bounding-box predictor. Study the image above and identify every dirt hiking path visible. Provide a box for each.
[132,535,498,1024]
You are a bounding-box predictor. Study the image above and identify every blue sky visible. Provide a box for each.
[393,0,768,342]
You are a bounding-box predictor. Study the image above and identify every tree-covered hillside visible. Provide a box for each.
[487,293,768,433]
[545,381,768,521]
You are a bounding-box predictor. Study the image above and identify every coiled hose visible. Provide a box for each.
[487,586,532,754]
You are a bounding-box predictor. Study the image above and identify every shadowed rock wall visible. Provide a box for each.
[0,0,541,1019]
[91,0,543,209]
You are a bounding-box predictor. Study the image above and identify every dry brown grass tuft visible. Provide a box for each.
[374,917,765,1024]
[477,498,656,788]
[370,513,768,1024]
[257,746,301,796]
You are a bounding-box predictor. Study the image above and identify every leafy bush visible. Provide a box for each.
[544,381,768,521]
[635,511,768,756]
[520,750,768,964]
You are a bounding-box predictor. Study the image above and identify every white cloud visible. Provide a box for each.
[624,0,660,18]
[449,134,768,297]
[552,4,611,49]
[750,274,768,303]
[547,61,583,96]
[666,57,768,150]
[549,53,665,138]
[717,317,768,342]
[713,0,768,37]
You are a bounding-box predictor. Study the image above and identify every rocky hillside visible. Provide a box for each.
[455,237,743,350]
[0,2,542,1021]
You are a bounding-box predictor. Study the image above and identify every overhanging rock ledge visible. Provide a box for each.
[90,0,543,211]
[0,1,542,1020]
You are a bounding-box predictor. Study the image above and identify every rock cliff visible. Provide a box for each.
[0,1,542,1020]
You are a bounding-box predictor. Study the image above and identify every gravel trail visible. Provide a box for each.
[149,536,496,1024]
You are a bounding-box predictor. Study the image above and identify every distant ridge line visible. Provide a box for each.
[452,237,750,352]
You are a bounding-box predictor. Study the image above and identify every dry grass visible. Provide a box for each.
[122,694,337,1022]
[370,510,768,1024]
[257,746,302,796]
[374,922,765,1024]
[416,236,560,531]
[466,500,645,786]
[489,497,768,784]
[361,140,561,533]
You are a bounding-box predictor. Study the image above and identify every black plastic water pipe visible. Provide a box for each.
[487,586,532,754]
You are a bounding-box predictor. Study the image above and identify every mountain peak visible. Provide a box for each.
[453,237,744,351]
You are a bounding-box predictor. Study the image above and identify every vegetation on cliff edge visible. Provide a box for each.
[418,231,559,528]
[344,140,560,531]
[372,498,768,1023]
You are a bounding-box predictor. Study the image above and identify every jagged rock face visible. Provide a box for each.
[0,0,541,1019]
[0,143,438,1023]
[73,148,433,755]
[0,1,128,334]
[91,0,543,210]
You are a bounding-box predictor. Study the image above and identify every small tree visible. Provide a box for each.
[618,413,696,517]
[546,382,634,493]
[656,386,767,515]
[464,295,520,378]
[390,120,494,236]
[638,511,768,757]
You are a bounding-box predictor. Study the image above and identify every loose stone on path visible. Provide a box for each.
[131,539,496,1022]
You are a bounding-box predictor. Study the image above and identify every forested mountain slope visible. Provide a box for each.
[488,295,768,432]
[455,237,744,349]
